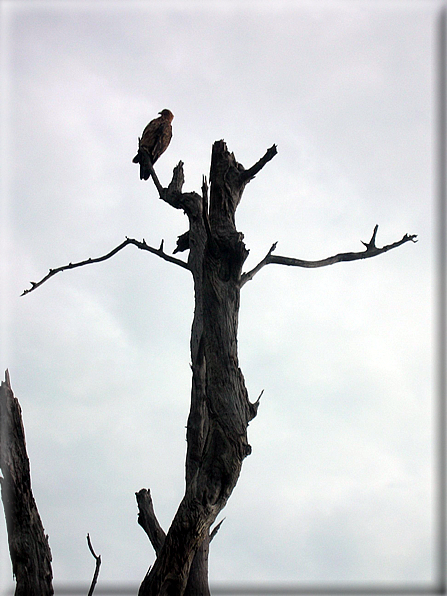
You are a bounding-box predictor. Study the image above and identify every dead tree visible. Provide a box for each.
[9,139,417,595]
[0,371,54,596]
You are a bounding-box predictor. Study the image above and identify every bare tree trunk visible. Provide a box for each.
[0,371,54,596]
[138,141,266,595]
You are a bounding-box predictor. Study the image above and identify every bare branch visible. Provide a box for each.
[240,243,277,287]
[209,518,225,543]
[21,237,190,296]
[240,144,278,182]
[86,534,101,596]
[135,489,166,556]
[240,226,418,287]
[144,158,165,197]
[167,161,185,196]
[163,161,185,209]
[143,160,203,218]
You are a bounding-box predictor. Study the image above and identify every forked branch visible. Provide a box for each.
[240,225,418,287]
[21,237,189,296]
[86,534,101,596]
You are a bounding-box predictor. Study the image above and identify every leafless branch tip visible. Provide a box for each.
[86,534,101,596]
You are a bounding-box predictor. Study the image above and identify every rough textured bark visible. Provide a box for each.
[137,141,270,596]
[0,371,54,596]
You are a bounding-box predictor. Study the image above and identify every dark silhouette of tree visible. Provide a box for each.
[1,139,417,596]
[0,370,53,596]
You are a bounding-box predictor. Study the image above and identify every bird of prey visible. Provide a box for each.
[132,109,174,180]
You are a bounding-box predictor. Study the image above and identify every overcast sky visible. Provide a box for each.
[0,0,442,593]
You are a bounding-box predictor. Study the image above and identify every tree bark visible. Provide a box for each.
[0,371,54,596]
[138,141,266,596]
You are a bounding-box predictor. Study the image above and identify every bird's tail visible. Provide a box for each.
[132,143,151,180]
[132,137,141,164]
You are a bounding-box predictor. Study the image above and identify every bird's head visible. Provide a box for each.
[159,109,174,122]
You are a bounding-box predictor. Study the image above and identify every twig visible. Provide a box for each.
[209,518,225,542]
[240,226,417,287]
[86,534,101,596]
[21,237,190,296]
[248,389,264,421]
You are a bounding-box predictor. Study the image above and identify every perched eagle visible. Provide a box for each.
[132,109,174,180]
